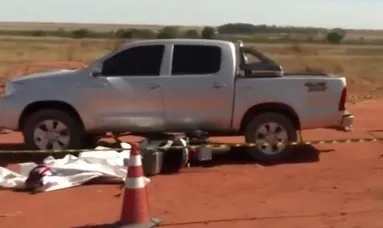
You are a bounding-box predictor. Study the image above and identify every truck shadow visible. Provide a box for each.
[190,145,332,168]
[0,142,332,170]
[0,143,39,167]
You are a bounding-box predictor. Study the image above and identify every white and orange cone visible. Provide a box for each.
[115,142,161,228]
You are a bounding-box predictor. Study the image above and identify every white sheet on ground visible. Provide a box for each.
[0,142,150,192]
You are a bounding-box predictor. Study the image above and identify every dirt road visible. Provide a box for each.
[0,100,383,228]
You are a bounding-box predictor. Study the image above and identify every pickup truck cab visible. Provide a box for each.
[0,39,353,163]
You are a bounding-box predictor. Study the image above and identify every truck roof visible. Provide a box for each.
[122,39,235,47]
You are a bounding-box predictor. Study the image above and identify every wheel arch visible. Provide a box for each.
[18,100,84,130]
[239,102,301,133]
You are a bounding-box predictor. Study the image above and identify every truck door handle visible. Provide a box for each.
[212,82,226,88]
[148,83,161,90]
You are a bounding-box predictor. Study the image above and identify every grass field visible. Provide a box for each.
[0,22,382,96]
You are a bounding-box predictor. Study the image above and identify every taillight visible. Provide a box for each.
[338,87,347,111]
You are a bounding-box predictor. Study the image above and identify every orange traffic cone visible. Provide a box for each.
[115,142,161,228]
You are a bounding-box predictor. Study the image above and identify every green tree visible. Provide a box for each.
[217,23,254,34]
[156,26,180,39]
[359,37,365,44]
[326,29,345,44]
[55,28,68,37]
[132,29,157,39]
[201,26,216,39]
[71,29,91,39]
[30,30,45,37]
[115,29,133,39]
[184,29,199,38]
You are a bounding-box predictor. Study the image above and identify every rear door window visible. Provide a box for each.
[171,45,221,75]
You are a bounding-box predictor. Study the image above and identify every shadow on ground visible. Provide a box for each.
[156,145,332,177]
[0,143,43,167]
[0,142,332,168]
[189,145,331,168]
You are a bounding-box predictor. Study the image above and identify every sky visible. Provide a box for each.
[0,0,382,29]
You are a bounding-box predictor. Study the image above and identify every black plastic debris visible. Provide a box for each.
[139,134,189,176]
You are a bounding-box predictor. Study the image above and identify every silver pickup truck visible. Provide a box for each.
[0,39,353,163]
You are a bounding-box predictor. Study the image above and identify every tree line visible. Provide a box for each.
[0,23,347,44]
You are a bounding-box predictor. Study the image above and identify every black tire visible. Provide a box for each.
[22,109,85,150]
[244,112,297,164]
[82,134,102,149]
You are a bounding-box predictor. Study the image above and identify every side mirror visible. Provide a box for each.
[90,62,102,77]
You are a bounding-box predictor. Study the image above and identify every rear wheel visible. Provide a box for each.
[22,109,84,150]
[244,112,297,164]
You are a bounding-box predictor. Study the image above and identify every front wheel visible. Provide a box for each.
[244,112,297,164]
[22,109,85,150]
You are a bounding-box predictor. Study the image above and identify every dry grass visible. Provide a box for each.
[252,43,383,95]
[0,22,199,32]
[0,37,382,96]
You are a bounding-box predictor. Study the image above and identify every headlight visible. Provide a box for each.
[3,82,22,97]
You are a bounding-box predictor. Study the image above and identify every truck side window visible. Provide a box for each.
[171,45,221,75]
[101,45,164,76]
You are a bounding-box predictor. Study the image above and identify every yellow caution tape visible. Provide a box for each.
[0,137,382,154]
[205,137,381,148]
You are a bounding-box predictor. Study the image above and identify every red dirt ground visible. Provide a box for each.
[1,100,383,227]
